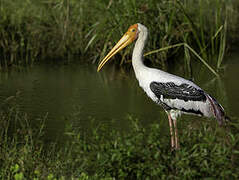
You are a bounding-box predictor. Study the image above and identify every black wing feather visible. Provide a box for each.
[150,82,207,102]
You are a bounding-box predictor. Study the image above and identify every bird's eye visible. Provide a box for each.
[131,28,136,32]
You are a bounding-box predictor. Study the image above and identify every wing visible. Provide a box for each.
[150,81,207,102]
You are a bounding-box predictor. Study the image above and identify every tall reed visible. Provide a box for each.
[0,0,238,70]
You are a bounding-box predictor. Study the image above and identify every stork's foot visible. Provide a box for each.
[170,145,176,152]
[175,142,180,150]
[170,144,180,151]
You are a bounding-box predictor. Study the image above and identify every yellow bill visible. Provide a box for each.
[97,24,138,72]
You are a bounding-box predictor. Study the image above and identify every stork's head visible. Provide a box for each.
[97,23,143,72]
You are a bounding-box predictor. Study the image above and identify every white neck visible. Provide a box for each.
[132,25,148,77]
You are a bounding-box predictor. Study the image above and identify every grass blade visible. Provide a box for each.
[217,20,227,69]
[144,43,219,77]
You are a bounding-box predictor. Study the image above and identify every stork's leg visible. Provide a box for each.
[167,113,175,149]
[173,118,180,150]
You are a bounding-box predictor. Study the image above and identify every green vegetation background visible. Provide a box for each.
[1,0,239,179]
[0,0,238,69]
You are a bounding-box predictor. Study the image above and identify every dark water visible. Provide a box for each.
[0,54,238,139]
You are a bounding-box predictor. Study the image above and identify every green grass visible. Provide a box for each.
[0,97,239,179]
[0,0,238,70]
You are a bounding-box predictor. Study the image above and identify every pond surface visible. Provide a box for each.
[0,53,238,140]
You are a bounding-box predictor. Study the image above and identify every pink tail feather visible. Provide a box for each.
[207,95,226,125]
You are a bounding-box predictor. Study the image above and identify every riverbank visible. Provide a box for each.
[0,0,238,69]
[0,97,238,179]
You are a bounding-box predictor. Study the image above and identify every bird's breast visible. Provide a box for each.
[136,73,159,103]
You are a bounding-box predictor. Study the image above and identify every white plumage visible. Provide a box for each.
[97,23,226,149]
[132,24,225,121]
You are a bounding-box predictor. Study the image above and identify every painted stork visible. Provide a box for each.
[97,23,226,150]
